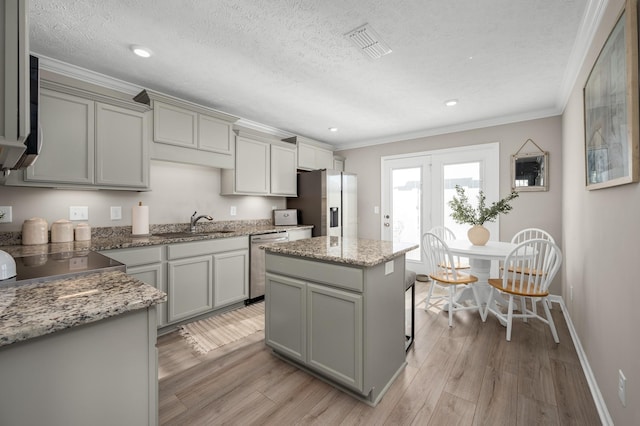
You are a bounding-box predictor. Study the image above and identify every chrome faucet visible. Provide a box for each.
[190,211,213,233]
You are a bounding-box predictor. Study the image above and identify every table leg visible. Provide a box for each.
[442,258,507,324]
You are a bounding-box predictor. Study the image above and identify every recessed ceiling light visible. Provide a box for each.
[329,127,338,132]
[131,45,152,58]
[444,99,458,107]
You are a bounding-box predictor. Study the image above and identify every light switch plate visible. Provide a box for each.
[110,206,122,220]
[0,206,12,223]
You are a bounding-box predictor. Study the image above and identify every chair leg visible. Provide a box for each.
[543,297,560,343]
[520,296,528,322]
[448,285,454,327]
[506,295,514,341]
[424,280,436,311]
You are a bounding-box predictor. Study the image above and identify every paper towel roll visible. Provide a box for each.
[132,203,149,236]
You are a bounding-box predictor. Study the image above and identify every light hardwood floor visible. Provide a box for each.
[158,281,601,425]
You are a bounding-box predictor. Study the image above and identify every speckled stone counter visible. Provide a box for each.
[0,223,313,257]
[262,236,418,267]
[0,270,166,347]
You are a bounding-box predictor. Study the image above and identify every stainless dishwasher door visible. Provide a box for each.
[248,232,289,304]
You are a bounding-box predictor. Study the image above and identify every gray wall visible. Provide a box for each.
[0,160,285,232]
[337,115,563,294]
[562,0,638,423]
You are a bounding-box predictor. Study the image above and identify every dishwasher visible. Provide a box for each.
[247,231,289,304]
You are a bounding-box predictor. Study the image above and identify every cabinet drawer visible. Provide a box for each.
[102,246,164,266]
[266,253,363,292]
[167,236,248,259]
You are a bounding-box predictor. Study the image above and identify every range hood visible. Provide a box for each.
[1,55,41,173]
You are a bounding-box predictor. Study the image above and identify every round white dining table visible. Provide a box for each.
[444,239,518,317]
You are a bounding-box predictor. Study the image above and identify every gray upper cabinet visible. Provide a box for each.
[283,136,334,171]
[220,128,297,196]
[7,79,150,190]
[134,89,238,169]
[96,103,149,187]
[0,0,30,170]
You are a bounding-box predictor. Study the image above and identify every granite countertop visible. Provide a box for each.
[0,224,314,257]
[0,270,166,348]
[263,236,418,267]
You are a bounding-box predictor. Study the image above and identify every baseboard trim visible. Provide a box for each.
[553,295,613,425]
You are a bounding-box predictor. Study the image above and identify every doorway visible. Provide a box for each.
[381,143,499,273]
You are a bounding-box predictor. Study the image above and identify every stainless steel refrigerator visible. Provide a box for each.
[286,169,357,238]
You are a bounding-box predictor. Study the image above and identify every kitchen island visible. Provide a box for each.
[263,236,417,406]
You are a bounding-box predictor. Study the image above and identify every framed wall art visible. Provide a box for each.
[584,0,640,190]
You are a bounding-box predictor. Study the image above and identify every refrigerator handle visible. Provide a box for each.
[330,207,339,228]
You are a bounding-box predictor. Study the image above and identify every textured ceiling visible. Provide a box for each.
[29,0,590,149]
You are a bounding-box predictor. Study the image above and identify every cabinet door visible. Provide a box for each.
[26,89,95,184]
[265,273,306,362]
[235,136,269,194]
[316,148,335,170]
[127,263,167,327]
[96,103,149,188]
[213,249,249,308]
[153,101,197,148]
[198,113,232,155]
[297,143,315,170]
[167,255,213,323]
[307,283,363,391]
[270,144,297,196]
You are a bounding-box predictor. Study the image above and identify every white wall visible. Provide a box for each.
[0,160,285,232]
[337,116,563,293]
[562,0,639,423]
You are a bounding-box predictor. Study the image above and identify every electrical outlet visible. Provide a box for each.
[230,206,237,216]
[374,206,380,214]
[0,206,12,223]
[619,369,627,407]
[110,206,122,220]
[69,206,89,221]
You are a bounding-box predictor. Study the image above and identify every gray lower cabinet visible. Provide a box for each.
[265,252,406,405]
[265,273,363,391]
[102,236,248,329]
[213,249,249,308]
[307,283,363,391]
[167,254,214,322]
[0,307,158,426]
[100,245,167,327]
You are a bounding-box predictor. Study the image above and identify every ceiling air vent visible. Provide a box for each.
[345,24,392,59]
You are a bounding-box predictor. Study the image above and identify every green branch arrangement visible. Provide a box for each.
[448,185,519,226]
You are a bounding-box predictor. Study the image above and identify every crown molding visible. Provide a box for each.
[335,107,561,151]
[556,0,608,112]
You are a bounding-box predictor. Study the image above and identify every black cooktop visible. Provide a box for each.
[8,251,124,285]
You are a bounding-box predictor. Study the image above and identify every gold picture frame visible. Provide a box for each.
[584,0,640,190]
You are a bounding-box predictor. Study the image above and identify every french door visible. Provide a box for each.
[381,143,499,273]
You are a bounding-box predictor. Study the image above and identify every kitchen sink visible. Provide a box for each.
[152,230,236,238]
[152,232,206,238]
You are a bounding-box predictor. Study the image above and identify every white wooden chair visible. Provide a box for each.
[485,238,563,342]
[422,232,484,327]
[509,228,555,309]
[428,226,470,269]
[511,227,555,245]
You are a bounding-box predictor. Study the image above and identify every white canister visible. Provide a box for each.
[22,217,48,245]
[74,223,91,241]
[51,219,74,243]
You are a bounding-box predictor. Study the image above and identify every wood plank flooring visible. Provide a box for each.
[158,281,601,425]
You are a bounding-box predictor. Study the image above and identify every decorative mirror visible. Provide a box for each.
[511,139,549,192]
